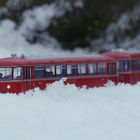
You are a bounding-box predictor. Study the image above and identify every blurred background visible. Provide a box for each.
[1,0,140,53]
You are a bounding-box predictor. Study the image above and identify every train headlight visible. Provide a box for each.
[7,85,11,89]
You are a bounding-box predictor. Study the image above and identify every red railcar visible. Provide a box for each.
[0,54,117,93]
[103,51,140,84]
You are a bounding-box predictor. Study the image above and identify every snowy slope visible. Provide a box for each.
[0,81,140,140]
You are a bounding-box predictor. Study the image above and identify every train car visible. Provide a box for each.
[0,54,117,93]
[103,51,140,84]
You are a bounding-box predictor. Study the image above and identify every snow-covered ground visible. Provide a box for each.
[0,13,139,140]
[1,81,140,140]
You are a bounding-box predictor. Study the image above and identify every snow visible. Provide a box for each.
[0,4,139,140]
[0,80,140,140]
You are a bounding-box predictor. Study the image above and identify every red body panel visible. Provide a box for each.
[0,75,117,93]
[65,75,117,88]
[118,72,134,84]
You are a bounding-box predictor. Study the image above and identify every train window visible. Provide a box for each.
[45,65,55,77]
[88,64,96,74]
[78,64,87,74]
[0,67,12,80]
[67,64,77,76]
[118,60,130,72]
[132,60,137,71]
[98,63,106,74]
[67,65,72,75]
[124,60,130,71]
[34,66,45,78]
[138,60,140,70]
[132,60,140,70]
[56,65,66,76]
[13,67,22,79]
[56,65,61,75]
[118,61,123,72]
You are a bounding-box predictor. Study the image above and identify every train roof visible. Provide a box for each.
[0,55,115,67]
[102,51,140,60]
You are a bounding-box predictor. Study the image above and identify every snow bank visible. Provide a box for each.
[0,80,139,140]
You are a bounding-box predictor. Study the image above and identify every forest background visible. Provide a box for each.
[0,0,140,52]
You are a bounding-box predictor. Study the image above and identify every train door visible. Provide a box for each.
[23,66,33,91]
[131,59,140,84]
[117,61,125,83]
[131,60,136,83]
[117,60,132,83]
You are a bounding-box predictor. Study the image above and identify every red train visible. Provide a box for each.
[0,51,139,94]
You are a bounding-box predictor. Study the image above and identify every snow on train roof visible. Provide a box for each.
[0,54,115,66]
